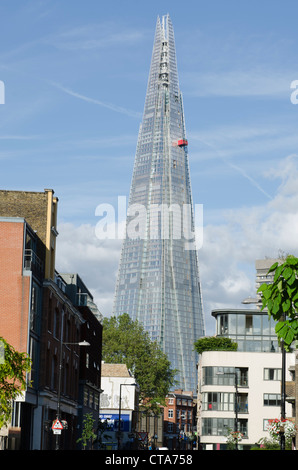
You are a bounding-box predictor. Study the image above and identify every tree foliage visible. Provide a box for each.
[194,336,238,355]
[76,413,97,450]
[257,256,298,350]
[102,313,176,410]
[0,337,31,428]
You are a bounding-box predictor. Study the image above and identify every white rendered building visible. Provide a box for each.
[198,350,294,449]
[100,364,139,450]
[197,308,295,450]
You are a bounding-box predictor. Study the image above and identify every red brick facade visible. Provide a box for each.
[0,220,30,354]
[163,389,195,449]
[0,190,102,450]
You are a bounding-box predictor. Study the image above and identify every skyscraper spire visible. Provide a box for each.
[113,15,205,392]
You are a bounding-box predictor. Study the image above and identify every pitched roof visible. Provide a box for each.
[101,363,132,378]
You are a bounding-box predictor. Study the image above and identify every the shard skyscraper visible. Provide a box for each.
[113,15,205,392]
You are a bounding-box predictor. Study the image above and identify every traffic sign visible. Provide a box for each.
[52,419,63,431]
[137,432,148,443]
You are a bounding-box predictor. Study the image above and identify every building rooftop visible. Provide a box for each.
[101,363,132,378]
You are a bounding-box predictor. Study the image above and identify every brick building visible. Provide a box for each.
[60,273,103,449]
[0,189,58,280]
[0,189,102,450]
[163,389,196,450]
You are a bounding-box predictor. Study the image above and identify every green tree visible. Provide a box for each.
[0,337,31,428]
[77,413,97,450]
[102,313,176,411]
[194,336,238,355]
[257,256,298,350]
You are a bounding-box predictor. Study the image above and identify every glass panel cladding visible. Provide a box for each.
[202,392,234,411]
[113,15,205,392]
[216,311,280,352]
[202,392,248,413]
[202,418,248,437]
[203,367,248,387]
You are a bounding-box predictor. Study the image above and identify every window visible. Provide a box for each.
[48,297,52,332]
[84,388,89,406]
[218,315,228,334]
[51,356,57,390]
[89,391,94,409]
[30,284,39,332]
[203,367,248,387]
[202,418,248,437]
[94,393,99,411]
[202,392,234,411]
[263,419,270,431]
[53,308,60,339]
[168,409,173,418]
[264,368,282,381]
[264,394,281,406]
[246,315,253,334]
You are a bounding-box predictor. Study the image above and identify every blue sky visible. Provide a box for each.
[1,0,298,335]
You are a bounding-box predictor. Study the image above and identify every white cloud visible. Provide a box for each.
[55,222,122,316]
[186,69,291,98]
[44,23,145,51]
[199,153,298,333]
[50,82,142,118]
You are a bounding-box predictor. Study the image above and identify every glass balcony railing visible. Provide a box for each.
[24,249,44,279]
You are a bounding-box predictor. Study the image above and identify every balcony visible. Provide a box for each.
[76,293,103,323]
[24,249,44,279]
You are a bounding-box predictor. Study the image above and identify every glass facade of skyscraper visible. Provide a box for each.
[113,15,205,392]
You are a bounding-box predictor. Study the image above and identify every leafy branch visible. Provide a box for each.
[257,256,298,350]
[0,337,31,428]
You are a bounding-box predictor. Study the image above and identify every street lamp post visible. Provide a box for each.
[280,338,286,450]
[118,383,137,450]
[217,371,239,450]
[55,340,90,450]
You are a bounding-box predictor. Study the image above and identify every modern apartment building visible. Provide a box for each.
[197,307,295,449]
[242,258,280,308]
[113,14,205,393]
